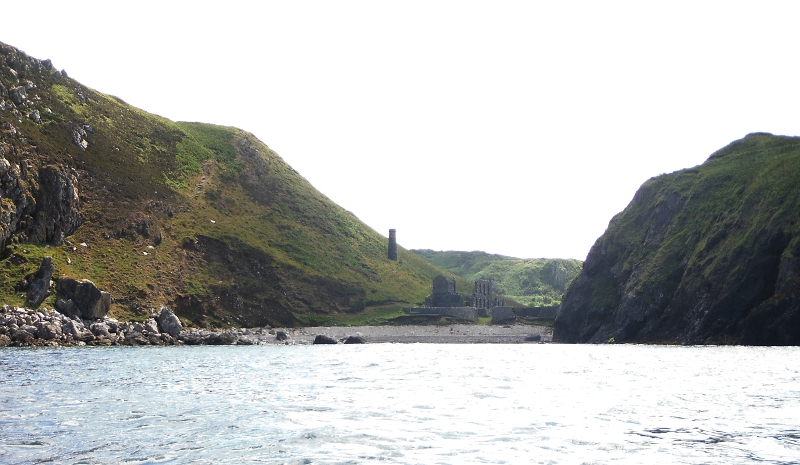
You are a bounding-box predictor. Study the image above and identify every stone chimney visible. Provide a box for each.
[388,229,398,261]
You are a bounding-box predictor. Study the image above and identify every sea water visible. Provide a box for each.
[0,344,798,464]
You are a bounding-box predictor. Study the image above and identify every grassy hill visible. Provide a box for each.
[411,250,582,307]
[555,133,800,345]
[0,41,454,328]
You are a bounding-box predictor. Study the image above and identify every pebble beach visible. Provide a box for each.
[0,304,552,346]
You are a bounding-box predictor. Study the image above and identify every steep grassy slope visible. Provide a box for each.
[554,133,800,345]
[0,41,448,327]
[412,250,581,306]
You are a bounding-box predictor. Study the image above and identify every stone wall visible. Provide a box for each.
[472,279,493,310]
[491,306,559,324]
[425,275,463,307]
[516,306,558,319]
[404,307,479,321]
[491,307,516,323]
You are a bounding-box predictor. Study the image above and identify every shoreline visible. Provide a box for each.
[0,305,552,347]
[271,324,552,344]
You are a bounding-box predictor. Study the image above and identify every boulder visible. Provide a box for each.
[275,330,289,341]
[206,332,237,345]
[155,306,182,337]
[62,319,83,337]
[63,319,93,341]
[524,334,542,342]
[26,256,54,307]
[55,298,80,318]
[90,322,111,338]
[144,318,159,334]
[104,318,120,333]
[8,86,26,105]
[11,328,34,344]
[0,334,10,347]
[20,324,38,336]
[35,321,62,340]
[179,332,206,345]
[122,322,143,336]
[56,278,111,319]
[313,334,338,345]
[28,110,40,123]
[343,335,366,344]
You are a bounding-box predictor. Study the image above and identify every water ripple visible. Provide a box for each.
[0,345,798,463]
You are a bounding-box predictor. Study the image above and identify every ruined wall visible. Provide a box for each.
[404,307,478,320]
[490,306,558,324]
[491,307,516,323]
[516,306,558,319]
[425,275,463,307]
[472,279,493,309]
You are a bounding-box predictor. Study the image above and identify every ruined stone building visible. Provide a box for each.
[470,279,504,317]
[422,276,505,310]
[425,275,462,308]
[407,275,513,321]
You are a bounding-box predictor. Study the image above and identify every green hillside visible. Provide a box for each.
[555,133,800,345]
[411,250,582,307]
[0,41,451,327]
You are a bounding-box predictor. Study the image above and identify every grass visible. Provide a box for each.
[0,45,458,328]
[556,132,800,343]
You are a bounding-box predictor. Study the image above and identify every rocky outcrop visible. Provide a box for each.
[554,133,800,345]
[115,212,162,245]
[0,154,82,250]
[8,86,26,105]
[24,256,54,306]
[28,165,81,245]
[0,305,282,347]
[56,278,111,320]
[68,122,90,150]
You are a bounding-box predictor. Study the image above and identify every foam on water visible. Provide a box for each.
[0,344,798,464]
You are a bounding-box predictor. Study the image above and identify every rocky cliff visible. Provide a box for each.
[0,41,448,328]
[554,133,800,345]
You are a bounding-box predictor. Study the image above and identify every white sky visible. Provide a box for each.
[4,1,799,260]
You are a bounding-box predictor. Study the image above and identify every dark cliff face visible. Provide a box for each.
[554,133,800,345]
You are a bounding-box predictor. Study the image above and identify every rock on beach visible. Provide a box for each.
[0,304,552,347]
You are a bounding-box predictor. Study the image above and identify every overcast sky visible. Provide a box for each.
[5,1,799,260]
